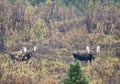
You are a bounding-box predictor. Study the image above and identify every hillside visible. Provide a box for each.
[0,0,120,84]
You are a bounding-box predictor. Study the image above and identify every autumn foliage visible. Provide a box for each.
[0,0,120,84]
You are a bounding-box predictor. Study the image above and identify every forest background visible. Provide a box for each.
[0,0,120,84]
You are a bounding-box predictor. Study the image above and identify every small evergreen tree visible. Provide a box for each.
[62,61,88,84]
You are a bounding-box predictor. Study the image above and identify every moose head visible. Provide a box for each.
[22,46,37,62]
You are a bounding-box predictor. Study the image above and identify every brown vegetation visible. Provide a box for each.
[0,0,120,84]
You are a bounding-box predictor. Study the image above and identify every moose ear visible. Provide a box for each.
[33,46,37,52]
[96,45,100,53]
[23,47,27,52]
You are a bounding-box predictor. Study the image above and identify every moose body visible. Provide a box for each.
[73,52,95,63]
[10,49,24,61]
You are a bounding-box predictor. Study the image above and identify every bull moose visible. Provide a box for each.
[10,46,37,63]
[73,45,100,64]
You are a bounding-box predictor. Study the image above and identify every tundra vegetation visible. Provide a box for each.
[0,0,120,84]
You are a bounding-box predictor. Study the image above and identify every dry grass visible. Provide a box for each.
[0,0,120,84]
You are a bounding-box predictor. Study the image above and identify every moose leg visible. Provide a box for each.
[25,60,29,64]
[74,59,77,62]
[89,59,92,65]
[82,60,87,66]
[17,55,22,61]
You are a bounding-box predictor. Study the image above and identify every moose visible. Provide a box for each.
[73,45,100,64]
[10,46,37,63]
[21,46,37,63]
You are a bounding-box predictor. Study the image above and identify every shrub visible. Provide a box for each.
[60,61,88,84]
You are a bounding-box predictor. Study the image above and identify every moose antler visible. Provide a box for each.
[23,47,27,52]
